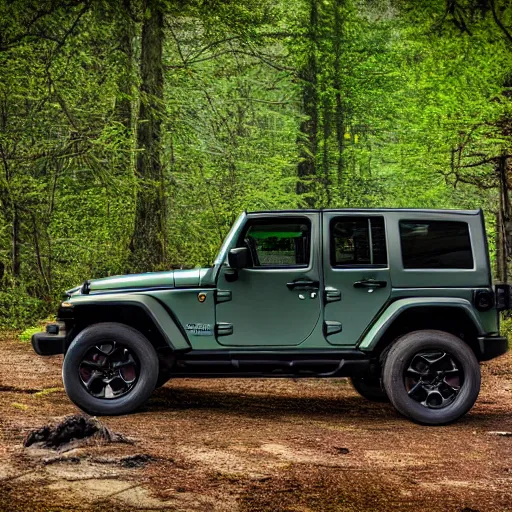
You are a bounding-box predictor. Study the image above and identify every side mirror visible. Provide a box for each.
[228,247,249,270]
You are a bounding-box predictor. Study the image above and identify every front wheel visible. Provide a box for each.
[63,322,159,416]
[382,330,481,425]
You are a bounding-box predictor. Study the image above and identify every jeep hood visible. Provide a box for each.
[67,268,211,295]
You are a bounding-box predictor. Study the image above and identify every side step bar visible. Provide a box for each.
[172,349,371,378]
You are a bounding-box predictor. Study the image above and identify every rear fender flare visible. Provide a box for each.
[358,298,485,352]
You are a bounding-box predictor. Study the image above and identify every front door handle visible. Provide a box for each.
[353,279,387,289]
[286,279,319,291]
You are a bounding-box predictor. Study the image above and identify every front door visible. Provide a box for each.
[216,213,321,347]
[322,213,391,346]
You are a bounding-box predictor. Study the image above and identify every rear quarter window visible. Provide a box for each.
[399,220,473,269]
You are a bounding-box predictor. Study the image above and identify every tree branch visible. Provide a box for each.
[458,155,511,168]
[50,1,91,57]
[490,0,512,45]
[0,1,88,51]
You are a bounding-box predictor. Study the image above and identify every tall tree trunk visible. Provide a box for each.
[12,205,20,279]
[497,207,506,282]
[296,0,319,208]
[130,0,166,272]
[333,0,345,192]
[321,95,332,206]
[497,154,512,282]
[115,0,134,130]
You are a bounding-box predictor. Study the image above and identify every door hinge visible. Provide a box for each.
[216,290,232,303]
[216,322,233,336]
[325,287,341,303]
[323,321,342,336]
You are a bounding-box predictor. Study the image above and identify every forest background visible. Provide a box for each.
[1,0,512,328]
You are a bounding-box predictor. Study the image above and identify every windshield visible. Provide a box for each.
[214,212,247,266]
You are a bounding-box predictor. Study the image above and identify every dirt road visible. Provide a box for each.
[0,334,511,511]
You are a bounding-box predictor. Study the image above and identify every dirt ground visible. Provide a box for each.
[0,334,511,512]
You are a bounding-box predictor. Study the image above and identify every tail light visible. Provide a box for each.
[495,284,511,311]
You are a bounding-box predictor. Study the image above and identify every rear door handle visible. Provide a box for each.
[353,279,387,289]
[287,279,320,291]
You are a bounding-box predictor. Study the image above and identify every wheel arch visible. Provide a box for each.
[66,295,191,354]
[359,298,486,361]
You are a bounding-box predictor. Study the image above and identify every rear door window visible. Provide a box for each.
[399,220,473,269]
[330,217,387,267]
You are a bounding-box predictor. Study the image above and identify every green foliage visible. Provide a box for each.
[500,315,512,347]
[1,0,512,326]
[33,387,63,398]
[19,325,42,342]
[0,289,47,330]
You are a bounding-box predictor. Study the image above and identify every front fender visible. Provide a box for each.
[358,297,486,351]
[69,293,191,351]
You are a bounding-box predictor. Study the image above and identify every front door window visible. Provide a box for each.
[243,220,311,268]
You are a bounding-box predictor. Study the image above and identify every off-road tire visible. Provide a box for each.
[382,330,480,425]
[350,375,389,402]
[63,322,159,415]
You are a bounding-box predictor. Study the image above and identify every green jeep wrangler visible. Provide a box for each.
[32,209,509,425]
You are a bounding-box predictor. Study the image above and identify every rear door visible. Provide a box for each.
[322,213,391,346]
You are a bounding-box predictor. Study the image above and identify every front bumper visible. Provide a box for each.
[478,335,509,361]
[31,325,67,356]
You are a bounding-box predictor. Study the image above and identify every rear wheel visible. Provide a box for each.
[382,330,480,425]
[350,375,388,402]
[63,322,159,416]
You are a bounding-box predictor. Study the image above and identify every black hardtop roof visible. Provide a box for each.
[247,208,482,215]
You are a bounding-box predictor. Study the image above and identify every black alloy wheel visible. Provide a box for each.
[63,322,159,416]
[405,351,462,409]
[382,330,481,425]
[79,341,140,399]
